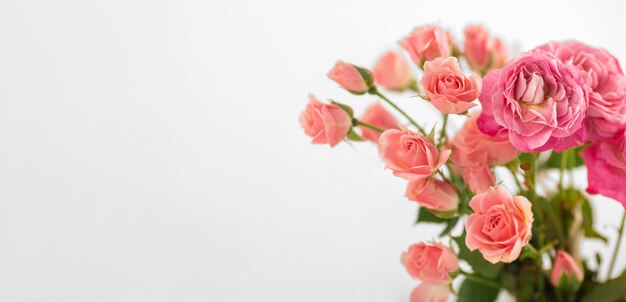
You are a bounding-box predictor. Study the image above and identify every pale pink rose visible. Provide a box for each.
[410,283,450,302]
[477,50,589,152]
[465,185,534,264]
[551,251,584,287]
[402,242,458,284]
[299,94,352,147]
[581,131,626,208]
[400,25,452,66]
[463,25,508,73]
[538,41,626,141]
[358,103,398,142]
[406,178,459,215]
[421,57,481,114]
[378,128,451,181]
[373,51,414,91]
[461,165,495,195]
[327,60,373,94]
[450,114,518,167]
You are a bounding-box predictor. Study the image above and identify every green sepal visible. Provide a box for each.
[346,127,364,142]
[331,100,354,118]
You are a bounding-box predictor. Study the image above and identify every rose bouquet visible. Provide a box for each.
[299,24,626,302]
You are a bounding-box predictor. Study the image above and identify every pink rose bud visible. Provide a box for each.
[406,178,459,217]
[358,103,398,142]
[538,41,626,141]
[378,128,451,181]
[463,25,508,73]
[401,25,452,67]
[477,50,589,152]
[299,94,352,147]
[551,251,584,289]
[402,242,459,285]
[410,283,450,302]
[461,165,495,195]
[465,185,534,264]
[581,131,626,208]
[327,60,374,94]
[373,50,414,91]
[421,57,481,114]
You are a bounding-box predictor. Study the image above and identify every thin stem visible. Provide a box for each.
[508,167,524,193]
[559,150,569,193]
[608,211,626,279]
[459,270,501,288]
[371,89,427,136]
[353,119,383,133]
[438,113,449,146]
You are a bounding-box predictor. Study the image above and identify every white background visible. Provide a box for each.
[1,0,626,301]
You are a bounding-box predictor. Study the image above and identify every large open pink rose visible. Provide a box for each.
[477,49,589,152]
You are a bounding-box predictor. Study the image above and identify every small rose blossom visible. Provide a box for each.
[400,25,452,66]
[421,57,481,114]
[465,185,534,264]
[463,25,508,73]
[299,94,352,147]
[551,250,584,287]
[581,131,626,208]
[358,103,398,142]
[327,60,373,94]
[406,178,458,215]
[402,242,458,285]
[410,283,450,302]
[461,165,496,195]
[378,128,451,181]
[373,51,414,91]
[477,50,589,152]
[538,41,626,141]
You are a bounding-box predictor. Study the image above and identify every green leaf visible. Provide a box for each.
[439,216,460,237]
[453,233,503,279]
[457,279,500,302]
[581,196,608,243]
[544,147,584,169]
[416,207,446,224]
[582,272,626,302]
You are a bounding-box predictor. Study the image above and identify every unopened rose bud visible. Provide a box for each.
[327,61,374,94]
[406,178,458,217]
[372,51,414,91]
[551,251,584,291]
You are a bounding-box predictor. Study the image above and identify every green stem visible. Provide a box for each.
[508,166,524,193]
[559,150,569,194]
[438,113,449,147]
[608,211,626,278]
[353,119,383,133]
[459,270,501,289]
[371,89,427,136]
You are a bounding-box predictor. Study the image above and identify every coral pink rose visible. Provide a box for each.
[581,131,626,208]
[461,165,496,195]
[551,250,584,287]
[465,185,534,263]
[421,57,481,114]
[463,25,508,73]
[327,60,373,94]
[410,283,450,302]
[299,94,352,147]
[538,41,626,141]
[406,178,458,216]
[402,242,458,284]
[477,50,589,152]
[358,103,398,142]
[400,25,452,66]
[378,128,451,181]
[373,50,414,91]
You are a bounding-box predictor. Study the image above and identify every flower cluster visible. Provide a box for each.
[300,23,626,301]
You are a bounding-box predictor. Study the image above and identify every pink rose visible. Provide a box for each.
[299,94,352,147]
[410,283,450,302]
[402,242,458,284]
[400,25,452,66]
[378,128,451,181]
[373,50,414,91]
[406,178,458,216]
[580,131,626,208]
[551,250,584,287]
[327,60,373,94]
[461,165,495,195]
[421,57,481,114]
[465,185,534,263]
[358,103,398,142]
[538,41,626,141]
[463,25,508,73]
[478,50,589,152]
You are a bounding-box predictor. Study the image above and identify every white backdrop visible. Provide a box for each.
[1,0,626,301]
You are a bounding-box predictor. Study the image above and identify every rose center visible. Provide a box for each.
[516,72,545,104]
